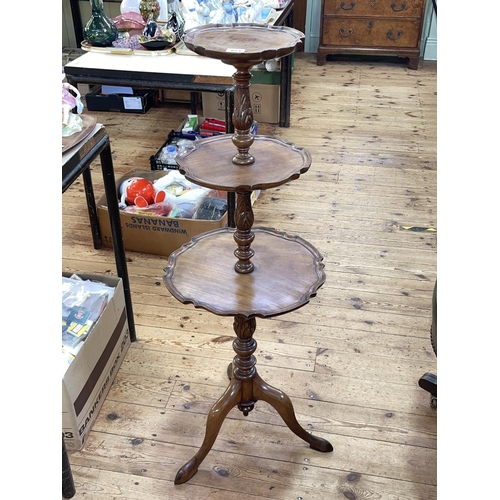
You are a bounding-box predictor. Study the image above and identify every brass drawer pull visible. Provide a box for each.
[340,2,355,10]
[387,30,403,40]
[391,2,407,12]
[339,28,354,36]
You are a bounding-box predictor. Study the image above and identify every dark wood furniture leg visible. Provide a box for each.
[174,315,332,484]
[252,373,333,452]
[407,54,420,70]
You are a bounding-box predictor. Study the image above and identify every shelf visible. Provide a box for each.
[164,227,325,318]
[177,134,311,191]
[183,23,303,65]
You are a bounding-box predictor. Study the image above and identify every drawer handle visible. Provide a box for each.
[340,2,355,10]
[391,2,407,12]
[387,30,403,40]
[339,28,354,37]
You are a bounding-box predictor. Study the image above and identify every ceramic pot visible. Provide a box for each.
[139,0,161,22]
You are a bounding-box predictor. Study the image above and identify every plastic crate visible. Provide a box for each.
[86,87,159,114]
[149,130,198,171]
[150,119,257,171]
[150,129,227,171]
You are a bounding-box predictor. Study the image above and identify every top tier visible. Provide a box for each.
[182,24,305,166]
[183,23,304,66]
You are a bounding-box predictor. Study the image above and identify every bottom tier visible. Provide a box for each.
[164,227,325,318]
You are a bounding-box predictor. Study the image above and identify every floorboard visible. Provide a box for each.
[63,52,437,499]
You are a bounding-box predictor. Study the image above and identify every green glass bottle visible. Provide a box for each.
[83,0,118,47]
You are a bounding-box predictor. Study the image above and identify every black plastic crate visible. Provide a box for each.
[86,87,159,114]
[150,130,196,171]
[150,129,227,171]
[150,117,258,171]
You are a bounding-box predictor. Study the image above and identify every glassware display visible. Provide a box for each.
[139,0,161,22]
[83,0,119,47]
[165,0,185,42]
[120,0,141,14]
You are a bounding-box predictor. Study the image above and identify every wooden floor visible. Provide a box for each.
[63,53,437,499]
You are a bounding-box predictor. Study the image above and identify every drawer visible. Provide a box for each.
[323,0,424,17]
[321,18,421,47]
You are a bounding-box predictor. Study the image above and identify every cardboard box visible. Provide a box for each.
[62,273,130,451]
[160,89,195,103]
[85,87,158,114]
[97,170,229,257]
[250,68,282,85]
[202,83,280,124]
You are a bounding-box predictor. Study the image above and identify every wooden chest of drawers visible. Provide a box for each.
[317,0,427,69]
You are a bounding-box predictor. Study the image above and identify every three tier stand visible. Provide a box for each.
[164,23,333,485]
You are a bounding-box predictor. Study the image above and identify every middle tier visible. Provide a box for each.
[176,134,312,191]
[164,227,325,318]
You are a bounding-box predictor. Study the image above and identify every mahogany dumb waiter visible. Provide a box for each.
[163,23,333,485]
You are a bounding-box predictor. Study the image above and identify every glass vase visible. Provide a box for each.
[166,0,185,42]
[83,0,118,47]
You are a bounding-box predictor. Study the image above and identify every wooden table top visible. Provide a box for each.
[183,23,304,65]
[163,227,325,318]
[177,135,311,191]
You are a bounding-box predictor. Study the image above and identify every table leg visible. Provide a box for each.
[174,315,332,485]
[280,54,292,128]
[62,434,76,498]
[189,92,198,115]
[174,379,243,485]
[279,6,295,128]
[252,372,333,452]
[81,166,102,250]
[99,141,137,342]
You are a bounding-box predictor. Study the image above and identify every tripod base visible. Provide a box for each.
[174,366,333,485]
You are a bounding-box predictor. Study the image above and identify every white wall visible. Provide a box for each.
[422,1,437,60]
[304,0,321,53]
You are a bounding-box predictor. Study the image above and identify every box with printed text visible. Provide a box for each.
[62,273,130,451]
[202,83,280,124]
[97,170,229,257]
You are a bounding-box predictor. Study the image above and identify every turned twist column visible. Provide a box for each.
[233,191,255,274]
[231,62,255,166]
[232,315,257,416]
[226,63,255,274]
[229,62,258,273]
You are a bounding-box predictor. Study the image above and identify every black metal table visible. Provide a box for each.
[62,123,136,342]
[62,433,75,498]
[64,1,295,127]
